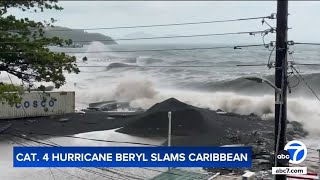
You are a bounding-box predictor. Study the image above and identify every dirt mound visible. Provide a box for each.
[117,98,226,136]
[116,98,264,136]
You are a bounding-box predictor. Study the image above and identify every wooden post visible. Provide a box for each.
[274,0,289,179]
[168,111,172,171]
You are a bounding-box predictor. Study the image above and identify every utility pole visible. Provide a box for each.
[274,0,288,179]
[167,111,172,172]
[318,149,320,180]
[168,111,172,147]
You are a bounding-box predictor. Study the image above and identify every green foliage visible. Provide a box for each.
[0,0,80,104]
[0,83,24,106]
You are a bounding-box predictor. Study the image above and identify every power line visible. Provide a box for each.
[7,131,204,179]
[0,135,27,146]
[304,159,319,163]
[3,134,145,180]
[141,168,207,179]
[38,15,275,31]
[1,134,71,175]
[6,132,60,146]
[26,133,61,147]
[79,168,130,180]
[8,129,157,180]
[0,30,273,44]
[291,66,320,102]
[288,71,300,89]
[5,133,141,180]
[267,45,276,69]
[5,63,277,70]
[49,168,56,180]
[287,52,301,89]
[53,168,88,180]
[307,156,320,159]
[78,64,273,68]
[294,63,320,66]
[307,147,319,151]
[98,168,145,180]
[236,64,268,67]
[78,65,216,68]
[0,44,265,54]
[293,42,320,46]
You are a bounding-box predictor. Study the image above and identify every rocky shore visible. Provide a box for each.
[116,98,308,175]
[0,98,308,176]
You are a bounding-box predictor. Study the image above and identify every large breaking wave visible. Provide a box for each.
[59,72,320,135]
[1,41,319,135]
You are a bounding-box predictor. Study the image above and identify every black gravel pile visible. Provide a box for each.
[116,98,271,137]
[117,98,223,136]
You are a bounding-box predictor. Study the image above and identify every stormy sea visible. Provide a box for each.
[62,42,320,169]
[61,42,320,170]
[0,42,319,179]
[60,42,320,134]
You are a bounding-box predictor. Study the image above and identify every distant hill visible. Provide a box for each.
[44,26,117,45]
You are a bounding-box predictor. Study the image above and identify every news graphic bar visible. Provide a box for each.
[14,146,251,168]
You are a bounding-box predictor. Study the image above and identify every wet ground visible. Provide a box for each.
[0,98,311,179]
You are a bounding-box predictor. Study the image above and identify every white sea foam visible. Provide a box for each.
[89,77,320,135]
[2,42,320,136]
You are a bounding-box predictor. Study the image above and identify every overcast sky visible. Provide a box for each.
[8,1,320,44]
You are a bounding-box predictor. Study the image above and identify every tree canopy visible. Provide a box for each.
[0,0,79,105]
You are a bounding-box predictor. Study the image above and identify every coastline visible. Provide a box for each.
[0,98,310,177]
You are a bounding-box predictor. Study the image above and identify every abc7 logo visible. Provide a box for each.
[277,150,290,164]
[277,140,307,164]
